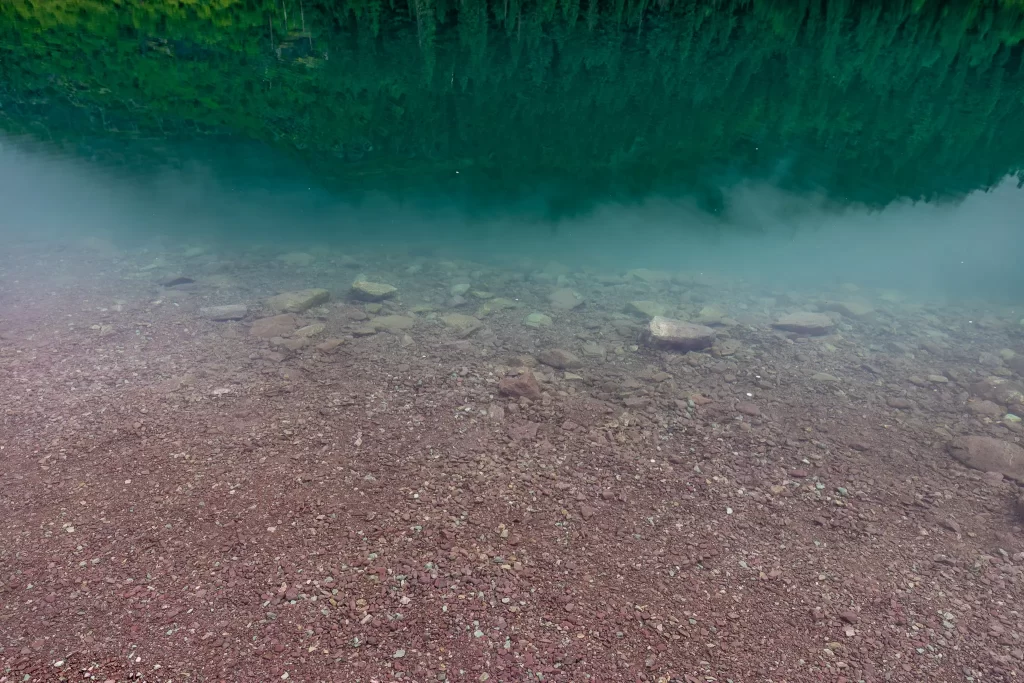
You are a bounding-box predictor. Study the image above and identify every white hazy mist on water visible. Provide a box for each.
[1,136,1022,302]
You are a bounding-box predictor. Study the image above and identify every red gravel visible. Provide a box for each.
[2,240,1024,682]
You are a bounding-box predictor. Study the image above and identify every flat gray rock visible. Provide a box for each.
[250,313,297,339]
[548,288,585,311]
[773,312,834,336]
[537,348,583,370]
[645,316,715,351]
[199,304,248,321]
[351,281,398,302]
[266,288,330,313]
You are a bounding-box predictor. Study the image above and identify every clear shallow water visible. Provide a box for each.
[1,0,1024,299]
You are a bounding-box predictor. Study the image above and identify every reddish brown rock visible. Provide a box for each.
[250,313,297,339]
[537,348,583,370]
[948,436,1024,482]
[971,377,1024,408]
[498,370,543,401]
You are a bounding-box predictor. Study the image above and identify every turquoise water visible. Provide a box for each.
[1,0,1024,294]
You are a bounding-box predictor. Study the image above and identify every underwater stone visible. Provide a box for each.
[498,370,543,401]
[250,313,298,338]
[971,376,1024,407]
[626,268,673,285]
[351,281,398,302]
[524,312,553,328]
[316,338,345,353]
[441,313,483,338]
[537,348,582,370]
[645,316,716,351]
[948,436,1024,482]
[773,312,834,336]
[266,288,330,313]
[477,298,518,317]
[295,323,326,338]
[159,275,195,287]
[694,305,727,325]
[199,304,248,321]
[373,315,415,332]
[625,301,668,318]
[548,288,584,310]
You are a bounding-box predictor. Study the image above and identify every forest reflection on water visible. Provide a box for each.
[2,0,1024,217]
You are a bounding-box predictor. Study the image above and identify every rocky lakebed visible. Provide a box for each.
[2,240,1024,682]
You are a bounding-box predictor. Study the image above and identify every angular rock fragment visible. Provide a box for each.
[373,315,415,332]
[822,300,874,318]
[350,281,397,302]
[537,348,583,369]
[250,313,297,338]
[548,288,585,310]
[644,316,716,351]
[441,313,482,338]
[266,288,330,313]
[295,323,326,337]
[199,304,248,321]
[159,275,195,287]
[524,312,553,328]
[971,376,1024,408]
[625,301,667,318]
[773,312,834,335]
[316,338,345,353]
[948,436,1024,482]
[498,370,543,401]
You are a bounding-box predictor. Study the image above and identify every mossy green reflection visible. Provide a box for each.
[2,0,1024,211]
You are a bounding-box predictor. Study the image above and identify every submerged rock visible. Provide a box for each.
[524,312,553,328]
[967,399,1005,416]
[477,298,518,316]
[626,268,673,284]
[948,436,1024,482]
[266,288,330,313]
[644,316,716,351]
[316,338,345,353]
[441,313,483,338]
[773,312,834,336]
[199,304,248,321]
[250,313,297,338]
[373,315,415,332]
[822,300,874,319]
[498,370,543,401]
[159,275,195,288]
[351,281,398,301]
[537,348,583,370]
[971,376,1024,407]
[694,306,728,325]
[625,300,667,318]
[295,323,326,337]
[548,288,585,310]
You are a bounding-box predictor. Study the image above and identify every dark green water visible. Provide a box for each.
[3,0,1024,217]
